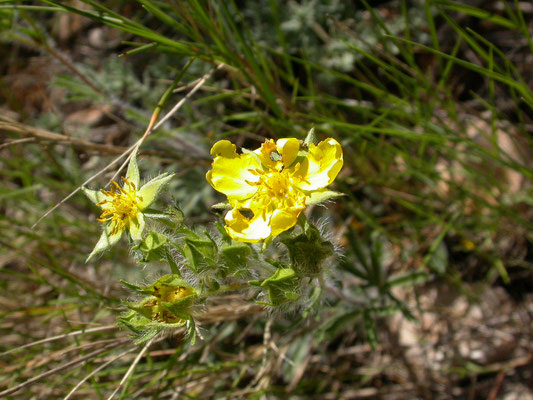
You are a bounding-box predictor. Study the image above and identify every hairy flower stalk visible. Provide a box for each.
[206,135,343,242]
[82,151,174,261]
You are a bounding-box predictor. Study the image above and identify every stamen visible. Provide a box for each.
[95,177,140,231]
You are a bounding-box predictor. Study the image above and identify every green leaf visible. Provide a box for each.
[183,236,217,273]
[133,231,168,263]
[493,259,510,285]
[428,241,448,275]
[363,311,378,350]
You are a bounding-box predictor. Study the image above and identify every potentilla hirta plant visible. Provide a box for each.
[83,129,344,343]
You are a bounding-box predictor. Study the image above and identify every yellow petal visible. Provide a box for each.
[269,206,304,237]
[224,208,271,243]
[210,140,237,158]
[295,138,343,191]
[128,213,145,241]
[276,138,300,168]
[254,139,277,169]
[208,152,260,200]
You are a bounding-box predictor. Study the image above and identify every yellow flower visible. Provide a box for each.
[82,151,174,261]
[206,137,343,242]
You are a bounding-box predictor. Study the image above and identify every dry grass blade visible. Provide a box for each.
[63,347,137,400]
[0,339,128,397]
[0,325,117,357]
[0,137,35,149]
[0,118,130,155]
[106,337,154,400]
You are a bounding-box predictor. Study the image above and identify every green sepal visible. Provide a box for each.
[118,309,151,334]
[254,268,301,306]
[304,127,317,147]
[125,149,140,188]
[165,249,181,276]
[120,280,152,296]
[261,235,274,252]
[215,221,232,244]
[122,296,156,319]
[81,186,107,205]
[211,202,231,210]
[161,294,196,320]
[305,190,344,206]
[143,206,184,230]
[282,222,334,276]
[168,205,185,226]
[141,274,192,294]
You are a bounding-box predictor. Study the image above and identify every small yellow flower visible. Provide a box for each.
[82,151,174,261]
[206,137,343,242]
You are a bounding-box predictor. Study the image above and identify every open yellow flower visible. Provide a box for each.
[206,137,343,242]
[82,151,174,261]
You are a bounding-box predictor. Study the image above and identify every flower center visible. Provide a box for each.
[249,166,305,211]
[97,177,141,234]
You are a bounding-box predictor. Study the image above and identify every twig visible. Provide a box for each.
[487,371,506,400]
[0,340,127,397]
[0,120,133,155]
[107,63,223,186]
[0,118,165,156]
[63,347,137,400]
[0,325,117,357]
[0,137,35,149]
[106,338,154,400]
